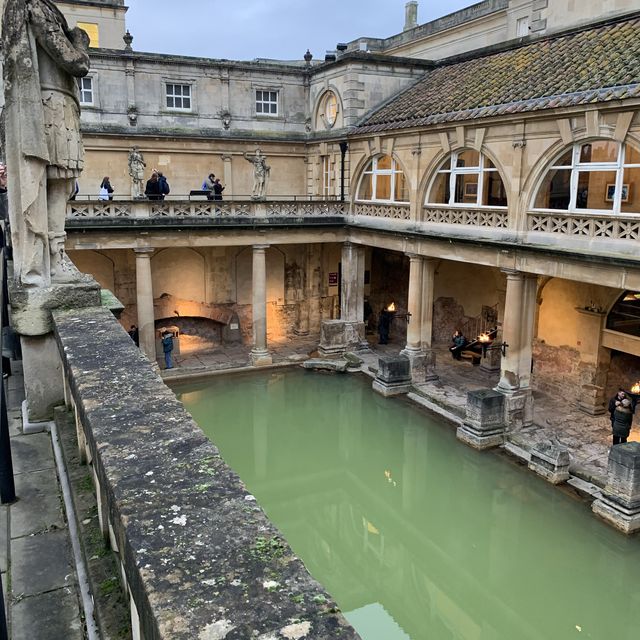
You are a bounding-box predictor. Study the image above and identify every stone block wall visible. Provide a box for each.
[531,340,598,397]
[53,305,359,639]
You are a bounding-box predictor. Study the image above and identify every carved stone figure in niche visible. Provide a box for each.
[243,148,270,200]
[3,0,91,286]
[128,146,147,198]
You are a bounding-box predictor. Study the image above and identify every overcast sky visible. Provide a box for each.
[126,0,478,61]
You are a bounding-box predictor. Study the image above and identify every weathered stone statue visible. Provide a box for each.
[128,146,146,198]
[243,148,270,200]
[2,0,90,286]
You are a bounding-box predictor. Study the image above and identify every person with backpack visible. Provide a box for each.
[161,330,174,369]
[145,170,170,200]
[202,173,215,200]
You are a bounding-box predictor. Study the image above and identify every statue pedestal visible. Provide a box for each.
[457,389,506,450]
[10,277,101,423]
[372,355,412,397]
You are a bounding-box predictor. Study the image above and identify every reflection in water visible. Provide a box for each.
[176,369,640,640]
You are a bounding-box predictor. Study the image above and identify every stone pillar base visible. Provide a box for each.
[318,320,365,357]
[21,400,54,435]
[250,349,273,367]
[592,442,640,534]
[372,355,412,397]
[528,442,570,484]
[456,389,506,450]
[592,496,640,534]
[479,347,501,373]
[456,426,505,450]
[399,349,438,383]
[577,384,607,416]
[496,387,534,429]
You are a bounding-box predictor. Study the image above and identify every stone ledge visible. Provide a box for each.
[52,306,359,640]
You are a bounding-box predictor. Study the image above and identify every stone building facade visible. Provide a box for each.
[54,0,640,413]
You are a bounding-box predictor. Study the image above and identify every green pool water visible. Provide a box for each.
[175,368,640,640]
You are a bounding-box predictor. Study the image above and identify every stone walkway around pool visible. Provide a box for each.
[161,335,633,489]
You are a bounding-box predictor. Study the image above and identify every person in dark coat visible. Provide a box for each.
[213,178,225,200]
[609,388,628,428]
[612,396,633,445]
[161,330,174,369]
[128,324,139,347]
[378,307,392,345]
[450,329,467,360]
[145,171,170,200]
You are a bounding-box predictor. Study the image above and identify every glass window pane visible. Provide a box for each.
[621,166,640,213]
[428,174,450,204]
[552,149,574,167]
[483,172,508,206]
[576,171,616,210]
[256,103,263,113]
[183,97,191,109]
[454,174,479,204]
[358,174,372,200]
[377,155,392,170]
[534,169,572,209]
[376,174,391,200]
[624,144,640,165]
[166,96,174,108]
[580,141,618,164]
[456,150,480,168]
[270,104,277,114]
[394,172,409,202]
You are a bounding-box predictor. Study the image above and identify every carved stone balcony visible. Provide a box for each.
[527,211,640,241]
[422,205,509,228]
[353,202,411,220]
[67,198,346,224]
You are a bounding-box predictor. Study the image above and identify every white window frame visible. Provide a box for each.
[516,17,529,38]
[165,83,192,111]
[427,150,508,209]
[255,89,279,117]
[356,155,409,204]
[532,141,640,215]
[322,156,333,197]
[77,76,94,106]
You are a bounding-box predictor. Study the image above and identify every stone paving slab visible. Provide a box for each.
[10,433,54,474]
[11,588,83,640]
[11,529,75,596]
[11,469,64,538]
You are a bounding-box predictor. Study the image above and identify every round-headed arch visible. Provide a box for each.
[354,153,410,204]
[424,148,508,208]
[529,138,640,214]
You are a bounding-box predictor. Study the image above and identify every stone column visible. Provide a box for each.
[402,254,423,356]
[340,242,364,322]
[250,244,272,366]
[496,269,537,427]
[222,154,233,199]
[134,248,156,361]
[420,258,437,349]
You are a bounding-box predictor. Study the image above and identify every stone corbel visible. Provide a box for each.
[556,118,574,146]
[614,112,635,143]
[438,131,450,154]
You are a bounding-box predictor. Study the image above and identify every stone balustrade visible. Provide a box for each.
[67,199,346,220]
[53,305,359,640]
[527,210,640,240]
[352,202,411,220]
[422,205,509,228]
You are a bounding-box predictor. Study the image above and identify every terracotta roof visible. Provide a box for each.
[355,16,640,134]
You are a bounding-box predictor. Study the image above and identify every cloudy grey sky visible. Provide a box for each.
[126,0,478,60]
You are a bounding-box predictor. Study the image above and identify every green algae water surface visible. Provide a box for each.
[175,369,640,640]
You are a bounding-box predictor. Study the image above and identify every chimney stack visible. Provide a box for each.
[404,1,418,31]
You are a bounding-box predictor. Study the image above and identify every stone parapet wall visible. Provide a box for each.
[53,305,359,639]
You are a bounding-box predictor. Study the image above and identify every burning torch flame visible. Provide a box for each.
[387,302,396,312]
[479,332,491,343]
[631,382,640,394]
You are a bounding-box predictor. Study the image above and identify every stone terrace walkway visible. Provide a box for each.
[162,335,635,487]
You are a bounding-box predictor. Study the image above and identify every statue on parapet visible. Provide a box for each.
[128,146,146,199]
[243,148,270,200]
[2,0,90,287]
